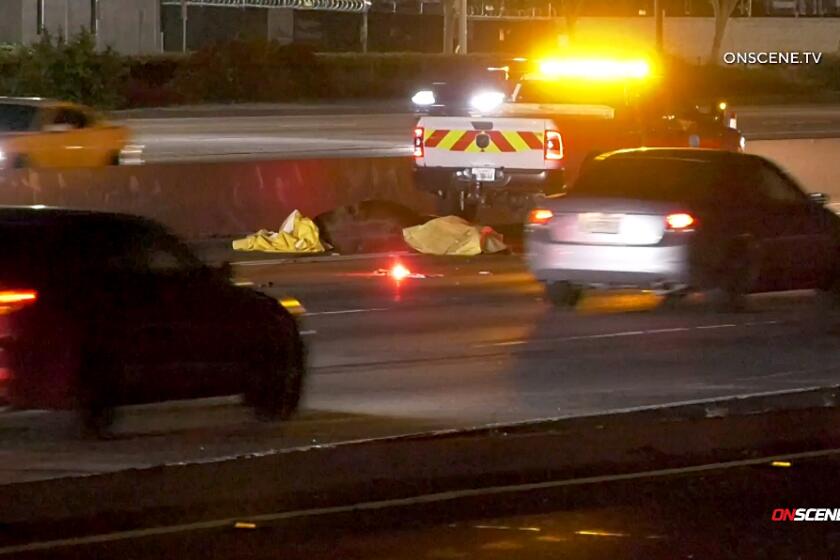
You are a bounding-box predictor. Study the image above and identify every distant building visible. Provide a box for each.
[0,0,161,54]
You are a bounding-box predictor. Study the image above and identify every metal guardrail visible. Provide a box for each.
[161,0,370,13]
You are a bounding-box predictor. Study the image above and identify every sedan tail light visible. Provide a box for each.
[413,127,425,158]
[544,130,563,161]
[0,289,38,315]
[527,208,554,225]
[665,212,696,231]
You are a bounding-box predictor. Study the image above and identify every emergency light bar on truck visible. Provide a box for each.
[538,58,652,80]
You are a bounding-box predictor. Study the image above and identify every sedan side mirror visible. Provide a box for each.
[809,192,830,206]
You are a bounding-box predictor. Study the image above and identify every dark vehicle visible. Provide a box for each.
[526,149,840,308]
[0,207,305,433]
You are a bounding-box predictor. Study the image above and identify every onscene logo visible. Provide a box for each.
[772,508,840,522]
[722,51,823,65]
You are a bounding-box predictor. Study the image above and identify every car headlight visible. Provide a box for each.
[739,135,746,151]
[411,90,436,106]
[469,90,505,113]
[0,149,6,167]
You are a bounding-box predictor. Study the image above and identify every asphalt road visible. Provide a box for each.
[4,254,840,484]
[122,104,840,162]
[10,446,840,558]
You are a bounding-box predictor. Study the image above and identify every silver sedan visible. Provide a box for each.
[525,148,840,309]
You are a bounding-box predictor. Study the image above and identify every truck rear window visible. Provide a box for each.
[570,157,723,202]
[0,104,38,132]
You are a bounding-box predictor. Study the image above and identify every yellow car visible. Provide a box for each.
[0,98,137,169]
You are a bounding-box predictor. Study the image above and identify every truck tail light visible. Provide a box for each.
[413,127,424,158]
[0,289,38,315]
[527,208,554,225]
[544,130,563,161]
[665,212,695,231]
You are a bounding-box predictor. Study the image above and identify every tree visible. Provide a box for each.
[708,0,741,64]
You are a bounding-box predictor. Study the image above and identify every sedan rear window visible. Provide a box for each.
[0,104,38,132]
[570,157,724,202]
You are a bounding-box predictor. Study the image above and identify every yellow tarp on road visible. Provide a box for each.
[402,216,507,256]
[232,210,325,253]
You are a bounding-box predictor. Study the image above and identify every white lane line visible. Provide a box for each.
[4,446,839,556]
[744,320,782,327]
[233,281,254,287]
[300,330,318,336]
[571,330,646,340]
[475,320,784,349]
[304,307,390,317]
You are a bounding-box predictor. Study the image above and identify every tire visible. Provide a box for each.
[814,256,840,324]
[708,238,759,313]
[546,281,582,308]
[109,152,121,166]
[77,348,120,439]
[12,155,28,169]
[439,191,479,222]
[248,324,306,422]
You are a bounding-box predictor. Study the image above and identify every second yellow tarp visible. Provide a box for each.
[402,216,507,256]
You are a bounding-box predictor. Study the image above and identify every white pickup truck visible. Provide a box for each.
[413,78,566,219]
[412,70,743,219]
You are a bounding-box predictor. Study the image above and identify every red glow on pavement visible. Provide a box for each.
[391,263,411,281]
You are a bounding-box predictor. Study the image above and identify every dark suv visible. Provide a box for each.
[0,207,305,434]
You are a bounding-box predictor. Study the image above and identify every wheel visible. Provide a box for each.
[109,152,121,166]
[813,255,840,324]
[708,237,759,312]
[439,191,479,222]
[545,281,582,308]
[12,155,29,169]
[660,288,691,310]
[76,348,120,439]
[248,323,306,422]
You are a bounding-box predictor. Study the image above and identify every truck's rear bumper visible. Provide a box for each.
[413,166,565,197]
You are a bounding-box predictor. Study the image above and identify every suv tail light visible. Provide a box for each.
[527,208,554,225]
[665,212,695,231]
[413,127,425,158]
[0,289,38,315]
[544,130,563,161]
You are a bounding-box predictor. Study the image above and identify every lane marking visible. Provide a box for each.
[491,340,527,347]
[300,330,318,336]
[475,320,784,349]
[305,307,389,317]
[4,446,840,555]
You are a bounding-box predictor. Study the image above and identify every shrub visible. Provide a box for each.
[1,30,127,108]
[170,40,327,102]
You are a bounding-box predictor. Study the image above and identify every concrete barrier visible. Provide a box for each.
[0,158,433,239]
[1,385,839,545]
[748,138,840,199]
[0,138,835,242]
